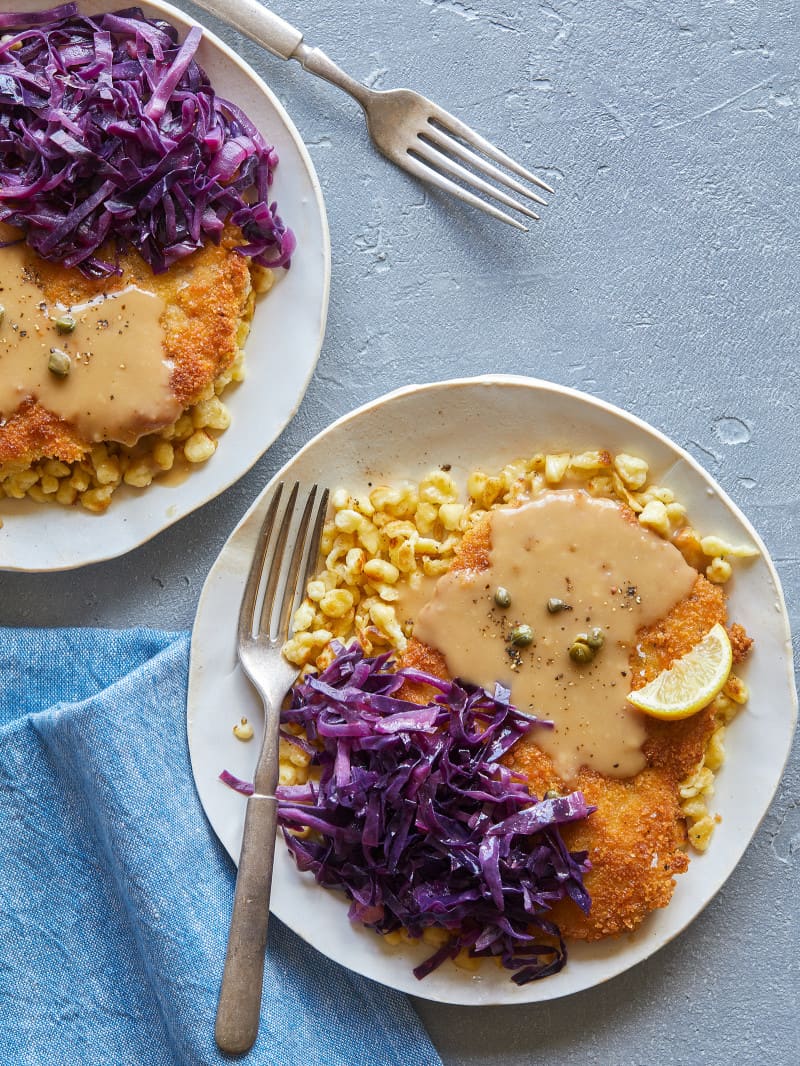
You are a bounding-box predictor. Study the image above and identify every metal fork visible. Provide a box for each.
[215,481,329,1056]
[190,0,553,229]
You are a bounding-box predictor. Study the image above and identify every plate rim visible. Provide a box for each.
[188,373,798,1005]
[0,0,331,572]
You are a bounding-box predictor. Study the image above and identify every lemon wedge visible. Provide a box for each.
[627,623,733,720]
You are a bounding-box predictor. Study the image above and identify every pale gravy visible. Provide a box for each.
[413,490,697,780]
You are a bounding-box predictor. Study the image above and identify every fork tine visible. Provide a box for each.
[422,125,548,206]
[411,141,540,221]
[427,107,554,195]
[403,152,529,231]
[257,482,300,638]
[274,485,323,638]
[237,482,284,646]
[295,488,330,621]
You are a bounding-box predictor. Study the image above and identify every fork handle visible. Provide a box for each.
[190,0,302,59]
[189,0,372,106]
[214,793,279,1056]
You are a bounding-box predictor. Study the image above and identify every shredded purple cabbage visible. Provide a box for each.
[222,642,595,985]
[0,4,295,275]
[218,769,253,796]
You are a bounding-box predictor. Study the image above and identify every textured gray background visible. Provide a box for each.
[2,1,798,1063]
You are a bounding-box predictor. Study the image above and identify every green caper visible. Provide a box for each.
[55,314,76,334]
[48,348,71,377]
[494,586,511,609]
[569,640,594,665]
[509,624,534,647]
[587,626,605,650]
[543,789,560,800]
[546,597,567,613]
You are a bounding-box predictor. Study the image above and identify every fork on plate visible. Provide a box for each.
[215,482,329,1056]
[190,0,553,228]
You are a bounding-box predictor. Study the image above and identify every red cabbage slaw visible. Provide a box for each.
[0,4,295,276]
[222,642,595,985]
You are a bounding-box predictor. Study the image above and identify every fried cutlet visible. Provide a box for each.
[401,506,751,941]
[0,227,251,464]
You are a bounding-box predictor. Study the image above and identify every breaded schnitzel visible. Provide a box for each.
[0,226,251,463]
[401,502,752,941]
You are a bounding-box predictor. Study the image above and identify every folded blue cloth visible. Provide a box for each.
[0,628,441,1066]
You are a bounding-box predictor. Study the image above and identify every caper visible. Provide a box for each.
[546,597,567,613]
[569,640,594,665]
[587,626,605,650]
[509,624,534,647]
[55,314,76,334]
[48,348,71,377]
[494,586,511,609]
[543,789,560,800]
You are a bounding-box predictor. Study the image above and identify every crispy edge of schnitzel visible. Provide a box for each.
[0,228,252,464]
[400,506,752,941]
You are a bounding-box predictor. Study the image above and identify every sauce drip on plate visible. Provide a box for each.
[413,490,697,781]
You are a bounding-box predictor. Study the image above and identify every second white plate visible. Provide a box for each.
[0,0,330,571]
[188,375,796,1005]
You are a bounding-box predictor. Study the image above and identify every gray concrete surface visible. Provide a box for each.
[2,1,798,1063]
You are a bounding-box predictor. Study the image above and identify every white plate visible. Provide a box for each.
[187,376,797,1005]
[0,0,330,572]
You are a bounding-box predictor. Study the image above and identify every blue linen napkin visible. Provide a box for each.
[0,627,441,1066]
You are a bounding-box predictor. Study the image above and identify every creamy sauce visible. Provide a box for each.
[0,241,180,445]
[413,491,697,781]
[396,573,441,628]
